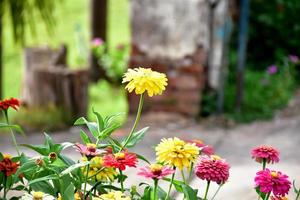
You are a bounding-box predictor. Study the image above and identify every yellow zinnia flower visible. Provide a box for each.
[32,191,44,200]
[155,137,199,170]
[82,156,117,182]
[122,67,168,97]
[98,191,131,200]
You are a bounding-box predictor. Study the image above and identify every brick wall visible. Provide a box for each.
[128,44,206,117]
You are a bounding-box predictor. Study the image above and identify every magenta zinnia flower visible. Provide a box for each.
[187,139,215,156]
[288,55,299,63]
[91,38,103,47]
[255,169,291,196]
[74,143,101,158]
[267,65,278,74]
[251,145,280,164]
[195,155,230,184]
[138,164,175,180]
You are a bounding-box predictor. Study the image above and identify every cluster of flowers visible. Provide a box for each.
[0,67,300,200]
[267,54,299,75]
[252,145,294,200]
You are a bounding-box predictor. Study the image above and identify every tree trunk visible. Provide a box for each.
[0,15,3,99]
[89,0,108,82]
[22,47,89,123]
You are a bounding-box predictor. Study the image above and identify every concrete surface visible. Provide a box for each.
[1,112,300,199]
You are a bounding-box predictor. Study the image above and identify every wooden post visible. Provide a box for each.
[235,0,250,112]
[90,0,108,82]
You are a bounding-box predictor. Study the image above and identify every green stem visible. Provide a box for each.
[3,110,20,156]
[180,170,186,184]
[121,93,144,150]
[3,175,7,200]
[262,159,267,170]
[296,189,300,200]
[203,181,210,200]
[188,162,194,180]
[119,169,125,192]
[153,179,158,200]
[211,184,223,200]
[165,167,176,200]
[83,164,90,197]
[264,192,271,200]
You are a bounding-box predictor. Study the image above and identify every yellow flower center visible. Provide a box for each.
[271,171,278,178]
[32,191,44,200]
[115,152,125,160]
[87,143,97,152]
[211,155,221,161]
[3,154,11,159]
[150,164,163,174]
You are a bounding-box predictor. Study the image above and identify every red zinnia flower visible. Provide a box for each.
[103,151,137,171]
[255,169,291,196]
[138,164,175,180]
[0,155,20,176]
[251,145,280,164]
[74,143,101,158]
[0,98,20,111]
[187,139,215,156]
[195,155,230,184]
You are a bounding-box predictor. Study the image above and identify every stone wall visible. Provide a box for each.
[129,0,209,116]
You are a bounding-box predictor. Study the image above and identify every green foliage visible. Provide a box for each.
[223,58,298,122]
[11,105,67,131]
[247,0,300,69]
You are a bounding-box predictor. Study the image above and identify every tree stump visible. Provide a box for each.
[21,46,89,123]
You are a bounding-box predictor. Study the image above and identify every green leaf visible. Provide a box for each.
[99,123,121,140]
[181,184,198,200]
[136,154,151,164]
[61,183,75,200]
[122,127,149,148]
[141,186,152,200]
[15,160,37,177]
[29,174,59,185]
[103,112,125,128]
[60,162,89,176]
[0,123,24,135]
[92,109,104,131]
[74,117,99,138]
[255,186,266,199]
[80,130,92,144]
[30,181,56,196]
[20,144,49,155]
[293,180,299,193]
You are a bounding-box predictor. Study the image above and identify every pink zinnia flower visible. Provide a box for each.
[255,169,291,196]
[91,38,103,47]
[267,65,278,74]
[74,143,101,158]
[103,151,137,171]
[251,145,280,164]
[288,55,299,63]
[187,139,215,156]
[137,164,175,180]
[195,155,230,184]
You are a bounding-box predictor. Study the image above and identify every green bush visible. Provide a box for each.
[248,0,300,69]
[223,57,298,122]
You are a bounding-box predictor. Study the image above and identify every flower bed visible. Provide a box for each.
[0,68,300,200]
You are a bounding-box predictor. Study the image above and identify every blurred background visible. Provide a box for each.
[1,0,300,130]
[1,1,300,199]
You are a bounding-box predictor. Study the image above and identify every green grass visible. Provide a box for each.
[3,0,130,123]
